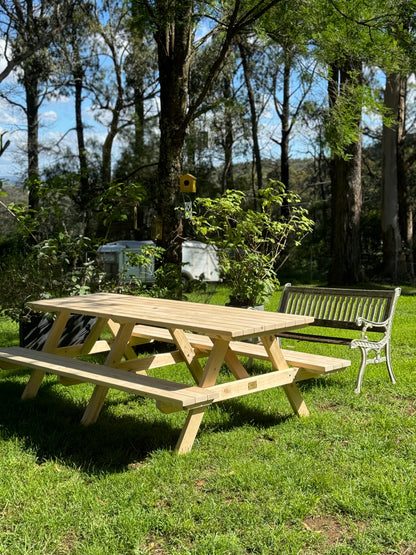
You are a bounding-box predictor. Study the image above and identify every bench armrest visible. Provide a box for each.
[355,316,390,338]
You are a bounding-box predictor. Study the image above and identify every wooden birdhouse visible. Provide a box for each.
[179,173,196,193]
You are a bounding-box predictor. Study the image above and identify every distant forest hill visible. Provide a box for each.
[182,156,330,203]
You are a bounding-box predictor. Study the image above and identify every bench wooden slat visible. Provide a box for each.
[0,347,217,410]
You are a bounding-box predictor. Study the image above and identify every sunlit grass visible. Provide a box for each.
[0,286,415,554]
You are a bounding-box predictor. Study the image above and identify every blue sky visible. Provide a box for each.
[0,31,327,189]
[0,84,112,185]
[0,31,354,189]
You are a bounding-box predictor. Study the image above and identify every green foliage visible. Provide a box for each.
[125,244,162,268]
[97,180,146,232]
[192,184,314,306]
[0,173,157,322]
[0,234,102,323]
[0,173,203,319]
[324,69,395,160]
[310,0,411,159]
[152,263,184,300]
[325,72,375,158]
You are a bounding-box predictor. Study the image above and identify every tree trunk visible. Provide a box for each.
[74,60,96,237]
[329,144,362,284]
[281,56,290,188]
[328,62,363,285]
[153,0,193,267]
[130,1,146,163]
[23,64,40,211]
[73,58,90,203]
[239,40,263,202]
[134,83,145,160]
[222,76,234,192]
[280,54,291,217]
[147,0,283,273]
[101,34,125,187]
[101,86,123,187]
[382,73,404,281]
[397,74,414,279]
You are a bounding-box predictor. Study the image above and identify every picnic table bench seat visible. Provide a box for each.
[0,346,217,411]
[130,325,350,375]
[275,283,401,393]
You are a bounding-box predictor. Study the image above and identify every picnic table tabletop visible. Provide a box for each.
[27,292,314,340]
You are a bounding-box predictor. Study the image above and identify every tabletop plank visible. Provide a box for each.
[27,293,314,340]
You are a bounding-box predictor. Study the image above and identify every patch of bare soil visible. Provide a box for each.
[302,514,365,550]
[396,542,416,555]
[315,402,340,412]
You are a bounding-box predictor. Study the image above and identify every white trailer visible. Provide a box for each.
[97,240,156,284]
[97,239,220,285]
[181,240,220,283]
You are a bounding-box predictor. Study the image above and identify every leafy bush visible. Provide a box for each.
[192,184,314,306]
[0,235,102,322]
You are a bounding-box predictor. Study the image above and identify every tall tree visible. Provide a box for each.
[127,4,158,168]
[0,0,77,209]
[0,0,75,83]
[193,49,245,194]
[52,1,97,225]
[396,75,414,279]
[382,73,405,281]
[311,0,405,285]
[93,0,135,186]
[138,0,283,273]
[238,35,265,201]
[219,73,236,192]
[327,61,363,284]
[381,8,416,281]
[265,0,312,199]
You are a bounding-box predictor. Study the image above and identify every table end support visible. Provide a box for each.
[21,369,46,400]
[283,383,309,417]
[81,385,109,425]
[174,406,206,454]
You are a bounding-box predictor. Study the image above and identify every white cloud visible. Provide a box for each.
[0,110,20,126]
[40,110,58,123]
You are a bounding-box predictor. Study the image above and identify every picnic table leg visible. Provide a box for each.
[175,407,206,454]
[174,338,230,453]
[81,321,135,426]
[80,317,110,355]
[58,317,111,387]
[261,335,309,417]
[21,310,71,400]
[169,328,204,383]
[224,349,250,379]
[106,319,139,362]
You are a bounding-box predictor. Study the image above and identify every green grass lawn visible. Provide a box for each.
[0,285,415,554]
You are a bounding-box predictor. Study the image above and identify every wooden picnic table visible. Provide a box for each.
[0,293,351,453]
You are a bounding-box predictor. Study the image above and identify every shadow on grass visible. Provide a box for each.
[206,398,293,430]
[296,374,346,392]
[0,378,180,472]
[0,375,294,472]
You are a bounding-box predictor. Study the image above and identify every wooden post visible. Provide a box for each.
[81,321,135,425]
[261,335,309,417]
[21,311,71,400]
